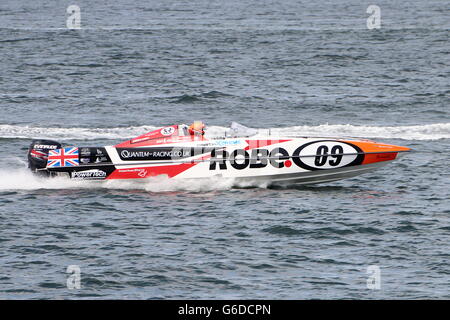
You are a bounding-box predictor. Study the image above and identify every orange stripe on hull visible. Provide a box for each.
[343,140,410,165]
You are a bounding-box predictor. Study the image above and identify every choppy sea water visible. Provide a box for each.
[0,0,449,299]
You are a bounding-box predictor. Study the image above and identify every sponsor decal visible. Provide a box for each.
[214,140,241,147]
[80,148,91,156]
[77,148,111,163]
[210,148,288,170]
[196,142,217,147]
[30,149,48,160]
[138,170,147,177]
[117,147,212,161]
[131,130,161,144]
[80,157,91,164]
[292,141,363,170]
[118,168,142,173]
[95,156,109,163]
[160,127,175,136]
[34,144,58,149]
[117,168,148,177]
[120,149,184,159]
[71,169,107,179]
[131,136,151,144]
[209,141,364,171]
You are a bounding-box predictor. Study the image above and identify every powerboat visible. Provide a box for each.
[27,122,410,185]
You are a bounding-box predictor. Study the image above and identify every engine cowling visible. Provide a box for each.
[28,140,62,175]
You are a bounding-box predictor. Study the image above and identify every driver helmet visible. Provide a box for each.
[188,121,206,135]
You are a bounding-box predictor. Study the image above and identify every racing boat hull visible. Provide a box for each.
[27,124,410,186]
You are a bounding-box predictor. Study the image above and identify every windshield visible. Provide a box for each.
[227,122,258,137]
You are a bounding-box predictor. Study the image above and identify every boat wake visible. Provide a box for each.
[0,167,262,192]
[0,123,449,141]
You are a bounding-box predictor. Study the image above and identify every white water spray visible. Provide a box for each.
[0,123,449,141]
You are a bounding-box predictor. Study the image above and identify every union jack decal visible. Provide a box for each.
[47,147,79,167]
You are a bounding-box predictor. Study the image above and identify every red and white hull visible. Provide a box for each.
[28,124,411,186]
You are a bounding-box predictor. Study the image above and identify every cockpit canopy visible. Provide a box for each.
[115,121,258,148]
